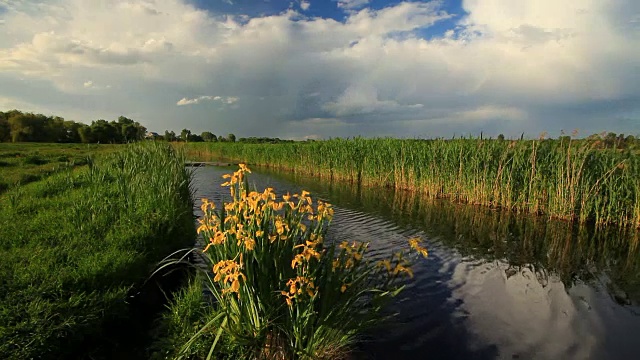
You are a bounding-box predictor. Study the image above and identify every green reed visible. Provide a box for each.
[183,137,640,228]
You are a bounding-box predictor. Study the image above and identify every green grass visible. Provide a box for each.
[0,142,195,359]
[0,143,119,194]
[149,274,242,360]
[182,137,640,229]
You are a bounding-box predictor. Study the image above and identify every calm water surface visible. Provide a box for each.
[191,166,640,360]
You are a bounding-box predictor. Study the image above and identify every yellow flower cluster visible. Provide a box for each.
[213,259,246,296]
[335,241,366,270]
[314,200,335,222]
[197,165,428,311]
[222,164,251,198]
[197,198,219,235]
[281,276,317,306]
[377,254,414,278]
[291,235,323,269]
[408,237,428,258]
[201,198,216,212]
[340,282,351,293]
[198,164,335,257]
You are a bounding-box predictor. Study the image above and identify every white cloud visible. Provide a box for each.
[177,95,239,106]
[117,1,163,16]
[300,117,346,126]
[456,106,528,122]
[300,1,310,11]
[322,84,424,116]
[0,0,638,139]
[337,0,369,11]
[82,79,111,90]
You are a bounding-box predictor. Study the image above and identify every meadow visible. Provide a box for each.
[0,142,195,359]
[182,137,640,229]
[3,136,637,359]
[0,143,119,194]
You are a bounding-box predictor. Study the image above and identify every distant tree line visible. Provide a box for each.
[0,110,294,145]
[0,110,146,143]
[237,136,295,144]
[495,131,639,150]
[3,109,636,149]
[153,129,293,144]
[153,129,238,143]
[584,132,639,150]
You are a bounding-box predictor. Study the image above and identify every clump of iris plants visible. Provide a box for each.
[186,164,428,359]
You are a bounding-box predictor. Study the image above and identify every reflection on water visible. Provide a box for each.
[191,166,640,360]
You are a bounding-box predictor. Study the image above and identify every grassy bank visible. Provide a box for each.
[182,137,640,228]
[0,142,195,359]
[0,143,119,194]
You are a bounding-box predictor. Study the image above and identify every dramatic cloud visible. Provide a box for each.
[0,0,638,138]
[322,84,424,116]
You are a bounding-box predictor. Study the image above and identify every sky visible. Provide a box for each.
[0,0,639,139]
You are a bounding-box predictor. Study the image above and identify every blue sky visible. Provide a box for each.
[189,0,465,39]
[0,0,638,139]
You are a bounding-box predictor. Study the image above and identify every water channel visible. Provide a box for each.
[191,165,640,360]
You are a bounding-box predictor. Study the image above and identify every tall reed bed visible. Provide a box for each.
[387,187,640,300]
[0,142,195,359]
[184,137,640,228]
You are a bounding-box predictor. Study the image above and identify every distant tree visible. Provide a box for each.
[227,133,236,143]
[164,130,176,142]
[180,128,191,142]
[121,123,138,142]
[63,120,83,143]
[8,113,35,142]
[201,131,216,142]
[78,125,92,143]
[625,135,637,149]
[42,116,66,142]
[497,134,505,141]
[0,113,10,142]
[559,135,571,143]
[117,116,146,142]
[617,133,626,149]
[188,134,204,142]
[604,132,617,148]
[0,110,150,144]
[587,133,601,141]
[237,136,292,144]
[90,120,119,143]
[217,135,226,142]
